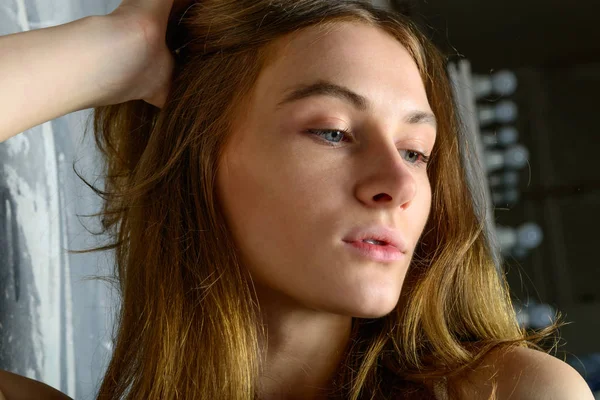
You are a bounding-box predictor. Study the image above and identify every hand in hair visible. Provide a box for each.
[0,0,194,142]
[106,0,196,108]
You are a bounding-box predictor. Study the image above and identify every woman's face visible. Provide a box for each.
[217,21,436,318]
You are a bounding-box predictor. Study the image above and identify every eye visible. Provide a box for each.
[305,128,351,144]
[403,150,431,166]
[305,128,431,167]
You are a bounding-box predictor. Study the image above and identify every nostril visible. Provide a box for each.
[373,193,392,202]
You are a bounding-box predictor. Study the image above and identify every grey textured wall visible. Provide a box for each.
[0,1,121,399]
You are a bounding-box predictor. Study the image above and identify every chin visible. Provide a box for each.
[351,307,397,320]
[331,295,400,319]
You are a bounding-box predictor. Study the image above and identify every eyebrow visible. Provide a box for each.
[275,80,437,129]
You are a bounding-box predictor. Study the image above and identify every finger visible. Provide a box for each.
[145,87,168,109]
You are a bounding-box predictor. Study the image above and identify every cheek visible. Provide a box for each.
[420,177,433,219]
[216,143,304,254]
[216,141,342,281]
[217,157,269,245]
[416,179,433,243]
[424,177,432,208]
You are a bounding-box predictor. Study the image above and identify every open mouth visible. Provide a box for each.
[362,239,388,246]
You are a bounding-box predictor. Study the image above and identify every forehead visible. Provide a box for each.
[253,20,431,113]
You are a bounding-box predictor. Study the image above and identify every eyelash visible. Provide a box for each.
[305,128,431,167]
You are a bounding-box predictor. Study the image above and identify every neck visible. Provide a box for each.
[254,284,353,400]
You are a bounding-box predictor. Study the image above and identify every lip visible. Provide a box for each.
[343,240,404,262]
[342,225,408,254]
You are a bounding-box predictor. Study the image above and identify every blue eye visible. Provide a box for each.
[307,128,350,144]
[305,128,431,167]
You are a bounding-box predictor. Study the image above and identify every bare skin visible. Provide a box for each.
[0,0,595,399]
[215,21,596,400]
[0,0,191,142]
[216,21,436,399]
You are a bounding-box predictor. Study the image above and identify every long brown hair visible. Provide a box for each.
[72,1,563,398]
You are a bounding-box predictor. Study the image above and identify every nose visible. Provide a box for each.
[354,140,419,210]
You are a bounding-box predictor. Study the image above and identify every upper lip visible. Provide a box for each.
[342,225,408,253]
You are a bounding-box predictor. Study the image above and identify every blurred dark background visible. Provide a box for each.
[403,0,600,69]
[387,0,600,364]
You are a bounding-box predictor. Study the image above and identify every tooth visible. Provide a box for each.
[364,239,385,245]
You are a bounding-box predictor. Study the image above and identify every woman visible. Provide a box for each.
[0,0,594,399]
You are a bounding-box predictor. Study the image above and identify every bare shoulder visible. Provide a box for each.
[0,369,73,400]
[462,346,595,400]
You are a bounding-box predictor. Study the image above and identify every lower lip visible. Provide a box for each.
[343,240,404,262]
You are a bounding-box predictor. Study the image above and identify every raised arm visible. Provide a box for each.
[0,16,117,142]
[0,0,185,143]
